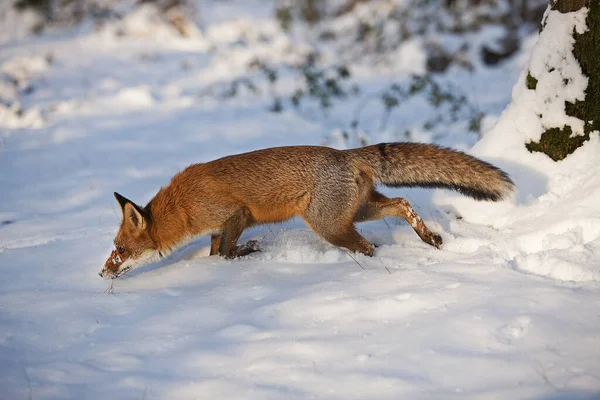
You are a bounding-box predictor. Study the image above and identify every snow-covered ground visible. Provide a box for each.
[1,2,599,399]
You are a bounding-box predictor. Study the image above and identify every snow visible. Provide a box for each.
[527,6,589,138]
[1,2,599,399]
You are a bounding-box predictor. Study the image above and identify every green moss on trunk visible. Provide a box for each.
[526,72,538,90]
[527,0,600,161]
[525,126,590,161]
[567,0,600,135]
[551,0,585,13]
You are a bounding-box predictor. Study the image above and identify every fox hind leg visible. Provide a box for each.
[325,226,375,256]
[306,219,375,256]
[355,191,442,248]
[304,212,375,257]
[302,169,375,256]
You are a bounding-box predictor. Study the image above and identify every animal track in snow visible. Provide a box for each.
[499,316,531,343]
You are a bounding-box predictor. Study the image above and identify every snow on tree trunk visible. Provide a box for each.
[525,0,599,161]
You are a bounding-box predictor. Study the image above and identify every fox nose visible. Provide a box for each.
[98,271,104,278]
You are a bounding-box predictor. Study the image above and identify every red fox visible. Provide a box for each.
[99,143,514,279]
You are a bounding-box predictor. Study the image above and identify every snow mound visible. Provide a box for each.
[437,6,600,283]
[439,134,600,284]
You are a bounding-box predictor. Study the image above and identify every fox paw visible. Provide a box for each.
[419,231,443,249]
[242,239,260,252]
[232,240,261,258]
[428,232,443,249]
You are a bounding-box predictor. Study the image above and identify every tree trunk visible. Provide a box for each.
[525,0,599,161]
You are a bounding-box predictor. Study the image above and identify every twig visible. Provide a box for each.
[532,359,558,392]
[344,251,366,270]
[22,365,32,400]
[378,255,393,274]
[104,280,114,294]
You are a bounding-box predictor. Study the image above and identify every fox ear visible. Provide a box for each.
[114,192,132,212]
[114,192,146,230]
[123,202,147,230]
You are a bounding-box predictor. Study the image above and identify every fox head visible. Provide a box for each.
[99,192,160,279]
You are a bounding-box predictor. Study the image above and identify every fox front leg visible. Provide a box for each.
[218,207,260,259]
[210,234,221,256]
[211,232,259,258]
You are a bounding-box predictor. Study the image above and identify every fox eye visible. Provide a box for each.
[117,246,125,255]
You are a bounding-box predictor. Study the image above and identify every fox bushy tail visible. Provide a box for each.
[351,142,515,201]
